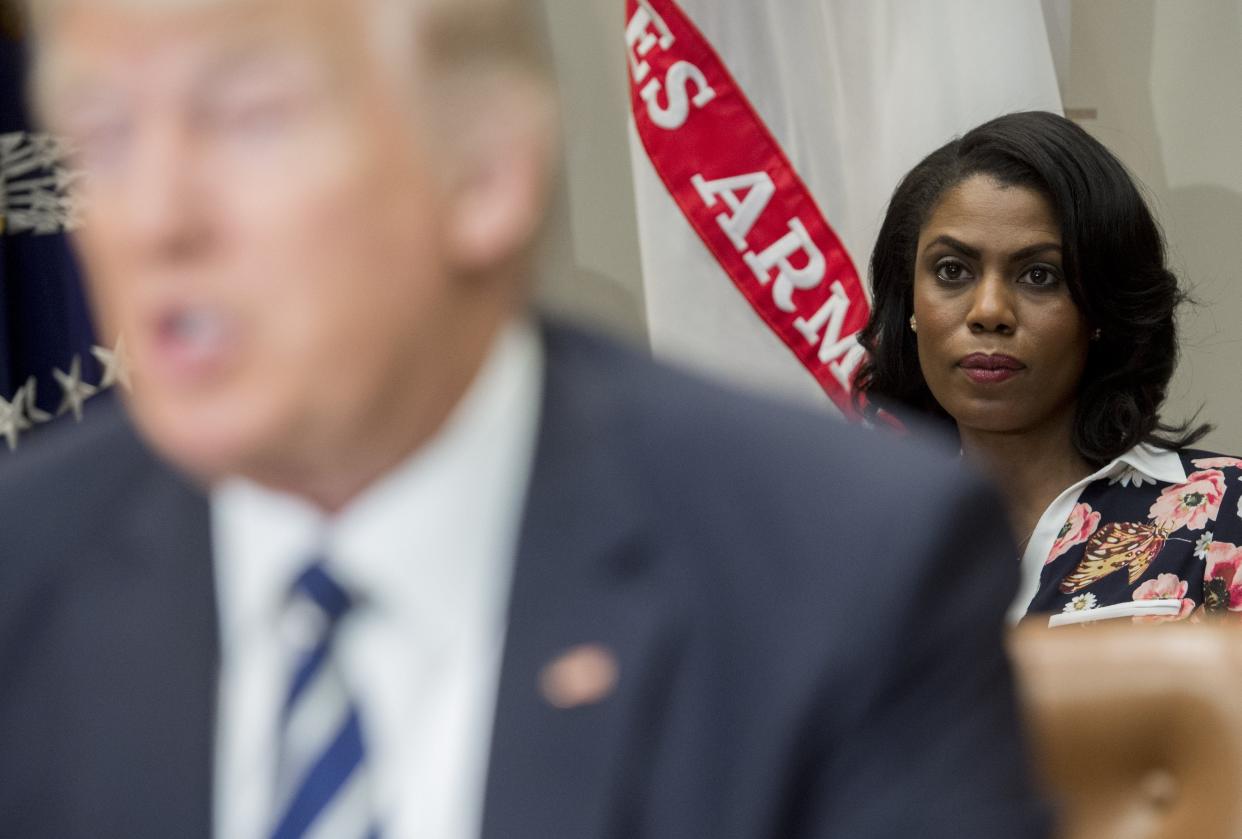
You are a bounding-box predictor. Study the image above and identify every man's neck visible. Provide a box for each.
[243,302,521,515]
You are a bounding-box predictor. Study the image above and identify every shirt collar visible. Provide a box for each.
[1107,442,1188,486]
[212,318,544,653]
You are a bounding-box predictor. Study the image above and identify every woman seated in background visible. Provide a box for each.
[854,110,1242,624]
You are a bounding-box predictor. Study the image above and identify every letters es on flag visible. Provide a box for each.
[625,0,870,419]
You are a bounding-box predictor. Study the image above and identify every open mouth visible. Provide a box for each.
[151,306,238,381]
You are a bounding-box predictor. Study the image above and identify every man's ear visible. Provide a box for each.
[438,73,558,274]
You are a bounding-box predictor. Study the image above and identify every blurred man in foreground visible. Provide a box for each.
[0,1,1047,837]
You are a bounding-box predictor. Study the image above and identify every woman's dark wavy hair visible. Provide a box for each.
[853,110,1208,464]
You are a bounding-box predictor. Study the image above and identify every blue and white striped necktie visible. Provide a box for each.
[270,562,379,839]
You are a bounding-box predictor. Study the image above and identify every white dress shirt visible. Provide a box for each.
[1009,442,1188,622]
[211,320,544,839]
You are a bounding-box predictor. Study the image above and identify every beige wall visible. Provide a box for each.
[538,1,1242,451]
[535,0,646,342]
[1061,0,1242,453]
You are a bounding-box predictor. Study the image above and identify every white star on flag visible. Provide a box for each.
[0,392,22,451]
[53,355,97,421]
[92,336,132,391]
[18,376,53,426]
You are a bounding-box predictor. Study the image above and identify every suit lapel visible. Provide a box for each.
[62,431,218,839]
[479,326,677,839]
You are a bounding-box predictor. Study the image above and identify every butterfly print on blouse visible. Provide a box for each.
[1059,468,1227,595]
[1059,521,1168,594]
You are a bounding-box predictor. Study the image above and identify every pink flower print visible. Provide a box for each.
[1192,456,1242,470]
[1045,503,1101,564]
[1133,572,1189,601]
[1203,541,1242,612]
[1132,574,1194,623]
[1148,469,1226,533]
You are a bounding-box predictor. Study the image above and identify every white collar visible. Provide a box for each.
[1107,441,1187,486]
[212,318,544,654]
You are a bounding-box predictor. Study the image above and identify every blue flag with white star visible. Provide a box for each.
[0,26,117,456]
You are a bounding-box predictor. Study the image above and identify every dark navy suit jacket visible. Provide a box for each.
[0,323,1048,838]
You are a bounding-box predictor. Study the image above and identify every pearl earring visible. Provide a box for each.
[909,315,918,333]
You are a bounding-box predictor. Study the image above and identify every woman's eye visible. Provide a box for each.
[935,260,971,283]
[1021,265,1061,287]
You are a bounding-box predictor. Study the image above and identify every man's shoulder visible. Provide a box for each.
[537,320,1001,623]
[0,395,170,572]
[536,321,1017,714]
[0,393,147,502]
[541,319,971,508]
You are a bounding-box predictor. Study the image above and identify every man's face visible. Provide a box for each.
[39,0,491,498]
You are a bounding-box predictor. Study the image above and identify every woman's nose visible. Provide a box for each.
[966,274,1016,335]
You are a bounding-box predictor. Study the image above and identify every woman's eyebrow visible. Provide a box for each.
[1007,242,1062,262]
[924,234,981,259]
[922,235,1062,263]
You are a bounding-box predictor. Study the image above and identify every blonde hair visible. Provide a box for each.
[23,0,550,76]
[416,0,550,78]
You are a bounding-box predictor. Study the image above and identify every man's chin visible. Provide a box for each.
[124,395,290,489]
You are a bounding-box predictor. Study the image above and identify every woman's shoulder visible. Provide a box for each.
[1079,446,1242,534]
[1062,447,1237,538]
[1174,448,1242,536]
[1094,446,1242,492]
[1179,448,1242,474]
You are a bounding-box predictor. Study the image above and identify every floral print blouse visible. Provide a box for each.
[1023,447,1242,623]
